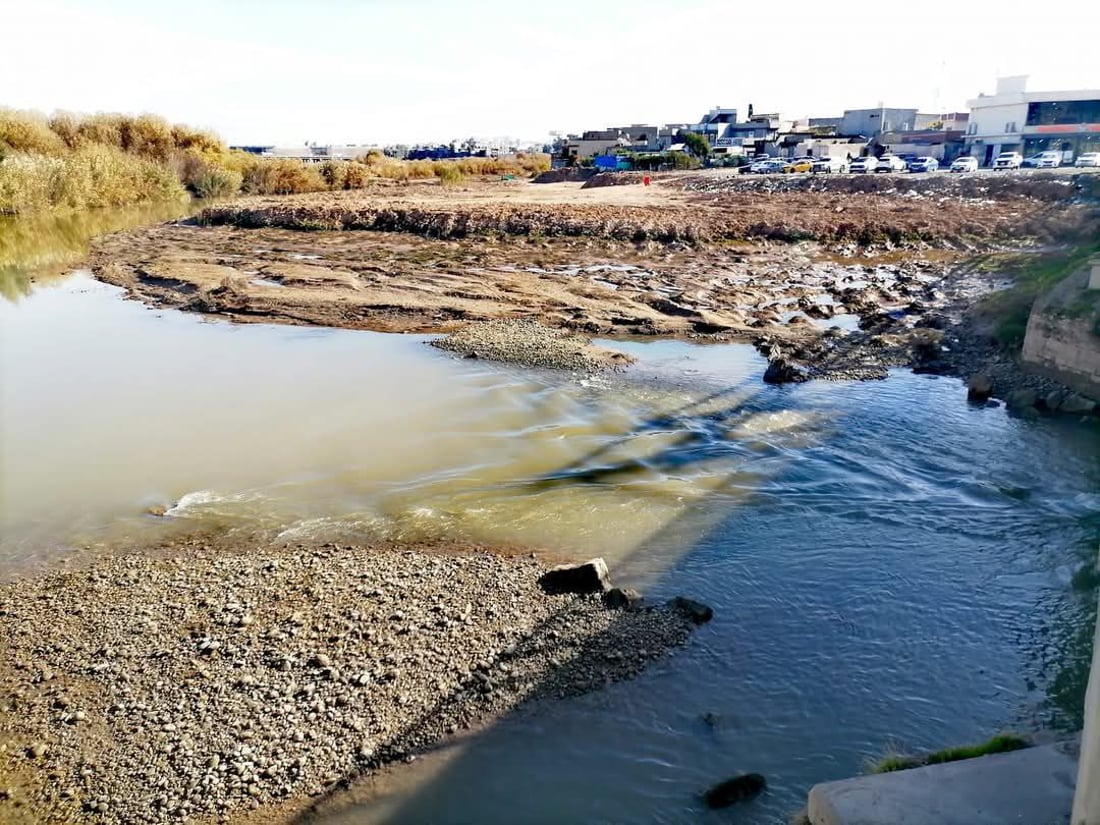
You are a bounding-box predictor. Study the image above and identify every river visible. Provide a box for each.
[2,206,1099,823]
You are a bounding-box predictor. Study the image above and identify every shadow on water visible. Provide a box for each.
[284,378,841,824]
[0,199,198,301]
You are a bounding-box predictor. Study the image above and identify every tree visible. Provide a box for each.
[680,131,711,159]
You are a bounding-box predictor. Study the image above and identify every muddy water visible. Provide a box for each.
[2,213,1100,824]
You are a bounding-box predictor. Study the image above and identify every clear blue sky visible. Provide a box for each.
[4,0,1098,146]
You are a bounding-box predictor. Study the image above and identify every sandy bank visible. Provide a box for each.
[0,540,699,824]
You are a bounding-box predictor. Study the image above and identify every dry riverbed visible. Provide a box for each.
[0,540,701,824]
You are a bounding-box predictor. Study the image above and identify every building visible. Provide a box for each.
[965,76,1100,165]
[839,107,918,137]
[881,130,966,162]
[230,144,377,163]
[689,107,739,145]
[914,112,969,131]
[808,117,842,134]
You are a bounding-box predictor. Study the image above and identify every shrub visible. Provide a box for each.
[190,166,243,199]
[242,158,323,195]
[435,162,465,187]
[318,159,347,190]
[0,109,66,155]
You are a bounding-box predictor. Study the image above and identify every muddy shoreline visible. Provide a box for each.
[86,176,1098,392]
[0,538,702,824]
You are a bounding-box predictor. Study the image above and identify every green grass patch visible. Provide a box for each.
[975,241,1100,351]
[869,734,1031,774]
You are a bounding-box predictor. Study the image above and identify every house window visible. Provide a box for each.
[1005,121,1017,133]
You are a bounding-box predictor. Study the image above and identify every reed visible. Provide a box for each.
[0,108,553,213]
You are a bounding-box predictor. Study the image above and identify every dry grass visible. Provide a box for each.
[0,108,553,213]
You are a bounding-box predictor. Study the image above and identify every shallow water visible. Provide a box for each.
[2,217,1099,824]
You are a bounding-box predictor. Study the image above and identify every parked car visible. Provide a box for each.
[875,155,907,173]
[752,160,788,174]
[992,152,1023,170]
[783,158,814,173]
[1076,153,1100,168]
[950,156,979,173]
[1023,151,1062,168]
[849,156,878,173]
[907,157,939,173]
[812,156,848,173]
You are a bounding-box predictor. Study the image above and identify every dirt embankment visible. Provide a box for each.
[86,175,1100,381]
[194,174,1093,247]
[0,540,702,825]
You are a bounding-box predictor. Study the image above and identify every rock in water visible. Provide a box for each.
[1006,389,1038,410]
[967,373,993,402]
[763,358,808,385]
[602,587,643,610]
[667,596,714,625]
[704,773,766,808]
[538,559,611,594]
[1060,394,1096,415]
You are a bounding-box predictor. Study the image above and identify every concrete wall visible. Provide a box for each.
[1021,267,1100,401]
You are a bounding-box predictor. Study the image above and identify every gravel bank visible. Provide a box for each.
[430,319,635,372]
[0,541,698,824]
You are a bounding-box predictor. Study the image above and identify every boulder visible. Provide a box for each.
[668,596,714,624]
[763,358,808,385]
[602,587,643,611]
[1060,393,1097,415]
[967,374,993,402]
[538,558,611,595]
[1005,389,1039,410]
[1043,389,1068,410]
[704,773,766,808]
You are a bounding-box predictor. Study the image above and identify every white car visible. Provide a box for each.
[1075,153,1100,168]
[950,157,979,173]
[992,152,1023,170]
[849,157,878,173]
[907,157,939,173]
[812,156,848,173]
[1024,151,1062,168]
[875,155,908,173]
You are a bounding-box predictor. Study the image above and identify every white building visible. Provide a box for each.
[965,76,1100,166]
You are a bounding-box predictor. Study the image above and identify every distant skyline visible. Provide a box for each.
[5,0,1099,146]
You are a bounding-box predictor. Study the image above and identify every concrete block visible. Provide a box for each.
[1089,258,1100,291]
[807,742,1077,825]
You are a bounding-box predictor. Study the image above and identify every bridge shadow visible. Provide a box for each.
[285,370,837,823]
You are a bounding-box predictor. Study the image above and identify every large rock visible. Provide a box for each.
[1060,393,1096,415]
[602,587,643,610]
[538,558,611,595]
[1005,388,1038,410]
[966,374,993,402]
[704,773,766,808]
[668,596,714,624]
[763,358,808,385]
